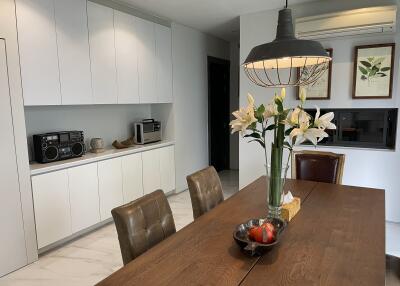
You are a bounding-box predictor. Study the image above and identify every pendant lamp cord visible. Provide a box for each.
[285,0,288,8]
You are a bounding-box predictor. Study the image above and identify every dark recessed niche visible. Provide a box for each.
[303,108,398,150]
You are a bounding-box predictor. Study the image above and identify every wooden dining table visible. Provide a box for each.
[97,177,385,286]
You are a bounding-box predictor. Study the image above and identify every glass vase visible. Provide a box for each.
[266,145,289,219]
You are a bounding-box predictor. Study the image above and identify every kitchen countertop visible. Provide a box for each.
[30,140,175,176]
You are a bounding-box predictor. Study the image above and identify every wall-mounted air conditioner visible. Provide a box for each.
[295,6,397,40]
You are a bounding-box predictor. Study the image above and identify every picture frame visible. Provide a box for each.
[296,48,333,100]
[352,43,395,99]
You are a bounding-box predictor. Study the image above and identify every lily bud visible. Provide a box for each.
[299,88,307,104]
[280,88,286,100]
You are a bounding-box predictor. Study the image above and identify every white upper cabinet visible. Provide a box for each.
[136,18,157,104]
[87,2,118,104]
[16,0,61,106]
[159,145,175,193]
[16,1,173,106]
[121,153,143,203]
[114,11,139,104]
[54,0,93,105]
[68,163,100,233]
[155,24,173,103]
[97,158,124,220]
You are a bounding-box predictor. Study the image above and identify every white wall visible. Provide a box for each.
[240,0,400,222]
[172,23,229,192]
[230,41,240,170]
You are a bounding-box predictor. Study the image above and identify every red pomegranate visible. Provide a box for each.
[248,224,275,244]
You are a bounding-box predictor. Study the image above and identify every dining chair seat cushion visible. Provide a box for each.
[111,190,176,265]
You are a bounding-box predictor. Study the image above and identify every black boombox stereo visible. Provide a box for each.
[33,131,85,163]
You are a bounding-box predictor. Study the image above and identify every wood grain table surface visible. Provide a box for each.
[97,177,385,286]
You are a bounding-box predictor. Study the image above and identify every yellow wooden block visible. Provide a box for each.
[281,197,301,222]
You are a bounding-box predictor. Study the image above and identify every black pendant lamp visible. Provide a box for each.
[243,0,331,87]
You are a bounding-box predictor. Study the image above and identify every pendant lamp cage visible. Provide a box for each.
[243,0,331,88]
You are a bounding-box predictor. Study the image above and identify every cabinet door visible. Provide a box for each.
[54,0,93,105]
[155,24,173,103]
[142,149,161,194]
[121,153,143,203]
[98,158,124,220]
[159,146,176,193]
[68,163,100,233]
[136,18,157,103]
[31,170,71,249]
[114,11,139,104]
[0,40,28,276]
[87,2,118,104]
[16,0,61,105]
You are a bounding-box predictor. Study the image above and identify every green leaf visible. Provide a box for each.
[254,104,265,123]
[369,68,377,77]
[257,104,265,114]
[379,73,387,77]
[285,127,294,136]
[248,139,265,149]
[244,132,261,139]
[266,124,276,131]
[283,141,292,150]
[380,67,391,72]
[361,75,367,80]
[360,60,371,68]
[358,66,368,75]
[274,98,284,113]
[367,57,374,62]
[249,122,257,130]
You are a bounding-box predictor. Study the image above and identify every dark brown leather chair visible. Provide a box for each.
[111,190,176,265]
[292,150,345,184]
[186,166,224,219]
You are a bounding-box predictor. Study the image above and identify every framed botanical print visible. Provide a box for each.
[296,48,333,100]
[352,43,395,99]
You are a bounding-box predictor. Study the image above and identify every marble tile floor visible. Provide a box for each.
[0,170,239,286]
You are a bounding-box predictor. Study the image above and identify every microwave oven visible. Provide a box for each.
[134,119,161,144]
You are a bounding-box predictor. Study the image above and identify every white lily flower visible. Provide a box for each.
[285,107,311,126]
[314,106,336,130]
[290,121,329,146]
[230,93,257,136]
[263,102,279,119]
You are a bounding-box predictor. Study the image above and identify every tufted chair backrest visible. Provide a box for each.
[111,190,176,265]
[186,166,224,219]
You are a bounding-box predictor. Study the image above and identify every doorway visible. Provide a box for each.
[208,56,230,172]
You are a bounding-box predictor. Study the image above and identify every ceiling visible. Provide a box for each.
[115,0,319,41]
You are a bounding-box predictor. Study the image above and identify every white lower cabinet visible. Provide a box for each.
[142,146,176,194]
[31,170,71,249]
[97,158,124,220]
[31,145,175,249]
[160,145,176,193]
[68,163,100,233]
[142,149,161,195]
[121,153,144,203]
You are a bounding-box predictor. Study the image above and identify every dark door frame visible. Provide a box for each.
[207,56,231,171]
